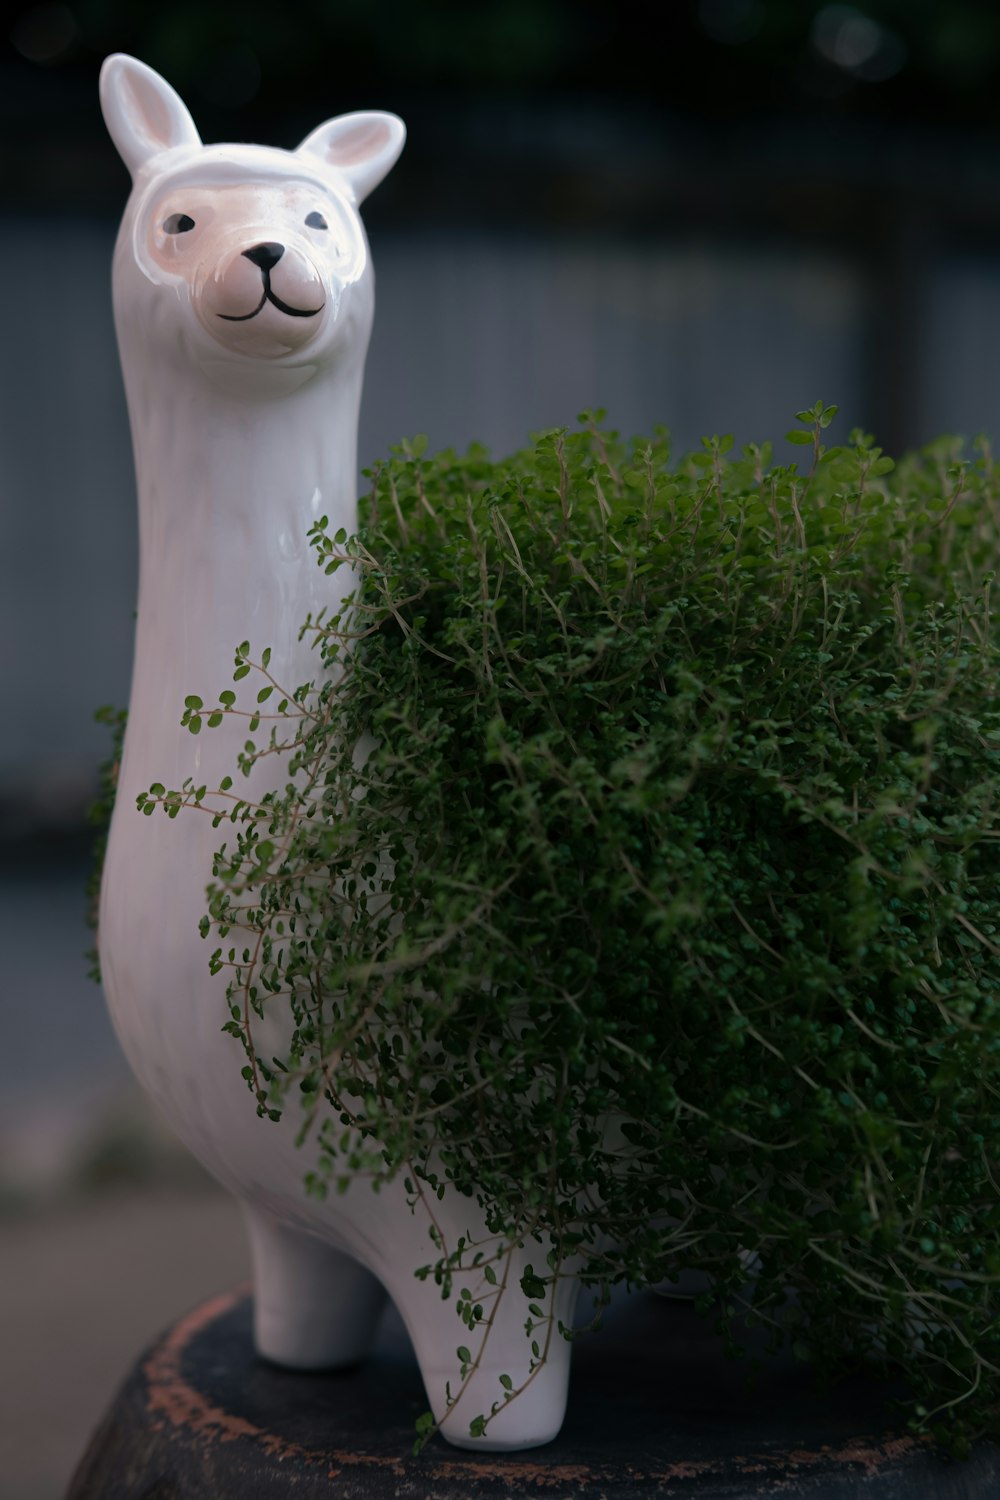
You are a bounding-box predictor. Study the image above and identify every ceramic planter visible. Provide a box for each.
[98,54,580,1451]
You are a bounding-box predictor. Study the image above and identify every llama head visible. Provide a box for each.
[100,54,405,378]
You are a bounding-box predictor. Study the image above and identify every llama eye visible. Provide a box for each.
[163,213,196,234]
[305,211,328,230]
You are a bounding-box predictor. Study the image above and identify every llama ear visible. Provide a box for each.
[296,111,405,204]
[100,53,201,178]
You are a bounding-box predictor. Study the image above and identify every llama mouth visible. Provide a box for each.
[218,273,324,323]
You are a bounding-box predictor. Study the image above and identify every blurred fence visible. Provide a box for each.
[1,215,999,817]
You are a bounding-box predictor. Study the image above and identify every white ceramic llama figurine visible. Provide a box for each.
[98,54,578,1451]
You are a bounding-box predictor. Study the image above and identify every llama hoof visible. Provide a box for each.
[433,1375,568,1451]
[244,1206,387,1369]
[402,1260,579,1452]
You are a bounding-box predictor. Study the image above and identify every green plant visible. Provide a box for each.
[136,406,999,1454]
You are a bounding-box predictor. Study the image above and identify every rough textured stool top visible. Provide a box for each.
[67,1284,999,1498]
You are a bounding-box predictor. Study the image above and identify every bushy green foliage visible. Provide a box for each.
[144,407,999,1453]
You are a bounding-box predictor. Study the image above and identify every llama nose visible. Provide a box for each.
[243,242,285,272]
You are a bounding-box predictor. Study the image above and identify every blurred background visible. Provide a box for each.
[4,1,1000,1493]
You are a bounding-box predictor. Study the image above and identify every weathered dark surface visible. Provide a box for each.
[67,1284,998,1498]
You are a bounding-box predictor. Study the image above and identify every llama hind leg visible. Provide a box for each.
[396,1249,580,1451]
[243,1204,387,1369]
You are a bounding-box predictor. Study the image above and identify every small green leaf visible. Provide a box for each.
[520,1267,547,1300]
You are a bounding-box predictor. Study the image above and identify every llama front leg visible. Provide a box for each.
[243,1204,387,1369]
[398,1248,580,1451]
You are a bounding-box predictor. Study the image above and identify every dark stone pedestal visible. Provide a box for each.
[67,1285,997,1498]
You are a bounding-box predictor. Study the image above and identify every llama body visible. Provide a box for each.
[98,55,577,1451]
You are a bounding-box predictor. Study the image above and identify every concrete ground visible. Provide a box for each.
[0,853,252,1499]
[0,1184,250,1500]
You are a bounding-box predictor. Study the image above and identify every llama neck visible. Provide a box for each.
[132,359,360,588]
[122,352,364,764]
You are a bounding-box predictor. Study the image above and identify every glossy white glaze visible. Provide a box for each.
[98,54,576,1450]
